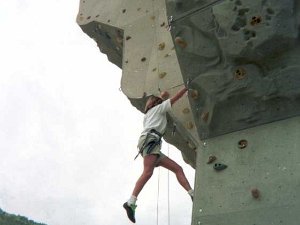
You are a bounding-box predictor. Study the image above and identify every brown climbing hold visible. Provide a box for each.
[251,188,260,199]
[186,122,194,129]
[201,112,209,123]
[190,90,199,99]
[141,57,146,62]
[159,72,167,79]
[160,22,165,27]
[158,42,165,50]
[187,141,196,150]
[152,68,157,72]
[122,9,126,13]
[238,139,248,149]
[116,37,123,44]
[175,37,187,48]
[207,155,217,164]
[235,68,246,80]
[126,36,131,41]
[182,108,190,114]
[250,16,262,26]
[87,16,91,20]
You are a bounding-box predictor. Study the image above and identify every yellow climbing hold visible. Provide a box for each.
[190,90,199,100]
[159,72,167,79]
[158,42,165,51]
[186,121,194,129]
[182,108,190,114]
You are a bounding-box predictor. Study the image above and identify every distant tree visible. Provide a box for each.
[0,208,47,225]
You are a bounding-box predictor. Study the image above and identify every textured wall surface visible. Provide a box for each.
[193,116,300,225]
[167,0,300,139]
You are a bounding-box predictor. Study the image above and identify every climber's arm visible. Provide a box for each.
[170,87,188,105]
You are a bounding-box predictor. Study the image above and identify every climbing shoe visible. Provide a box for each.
[123,202,137,223]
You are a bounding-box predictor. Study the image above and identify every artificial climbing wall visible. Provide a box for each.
[77,0,300,224]
[77,0,199,168]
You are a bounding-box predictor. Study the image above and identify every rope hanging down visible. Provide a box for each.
[156,144,171,225]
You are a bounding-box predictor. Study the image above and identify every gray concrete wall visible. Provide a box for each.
[193,116,300,225]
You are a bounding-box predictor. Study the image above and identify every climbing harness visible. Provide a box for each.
[134,129,163,160]
[172,123,177,136]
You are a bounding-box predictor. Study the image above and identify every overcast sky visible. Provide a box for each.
[0,1,194,225]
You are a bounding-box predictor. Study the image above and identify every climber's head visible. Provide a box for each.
[144,96,163,113]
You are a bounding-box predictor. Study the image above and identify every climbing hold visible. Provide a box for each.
[125,60,129,64]
[158,42,165,51]
[214,163,227,171]
[87,16,91,20]
[160,22,165,27]
[186,121,194,129]
[152,68,157,72]
[159,72,167,79]
[207,155,217,164]
[126,36,131,41]
[235,68,246,80]
[182,108,190,114]
[79,16,84,21]
[238,139,248,149]
[187,141,196,150]
[175,37,187,48]
[116,37,123,44]
[105,33,111,39]
[137,8,141,11]
[141,57,147,62]
[251,188,260,199]
[201,112,209,123]
[190,90,199,99]
[250,16,262,26]
[122,9,126,13]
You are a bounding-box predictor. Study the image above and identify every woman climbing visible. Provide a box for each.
[123,86,194,223]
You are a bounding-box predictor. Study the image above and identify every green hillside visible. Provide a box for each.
[0,208,47,225]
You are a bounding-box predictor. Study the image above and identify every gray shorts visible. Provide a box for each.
[137,134,166,164]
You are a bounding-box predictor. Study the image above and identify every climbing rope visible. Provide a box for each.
[156,167,160,225]
[167,144,171,225]
[156,143,171,225]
